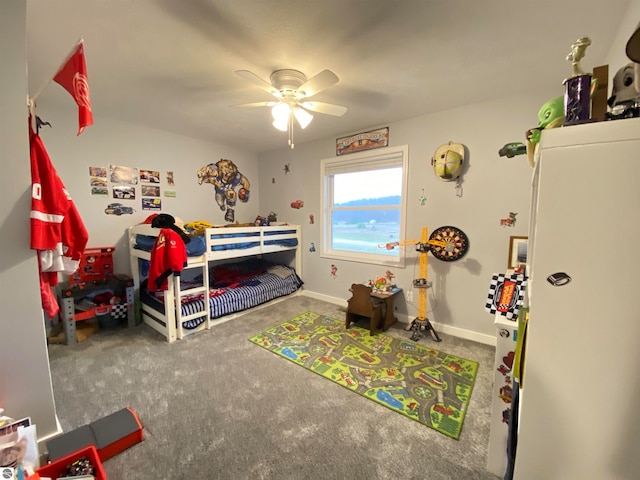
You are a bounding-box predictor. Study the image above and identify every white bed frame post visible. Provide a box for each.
[165,275,178,343]
[175,259,211,340]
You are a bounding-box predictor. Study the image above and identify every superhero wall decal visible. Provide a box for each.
[197,159,250,223]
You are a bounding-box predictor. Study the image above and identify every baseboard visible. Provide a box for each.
[301,290,348,308]
[300,290,496,347]
[427,321,495,346]
[36,416,64,464]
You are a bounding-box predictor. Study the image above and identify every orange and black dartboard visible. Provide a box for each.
[429,226,469,262]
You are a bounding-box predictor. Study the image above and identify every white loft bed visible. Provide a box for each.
[128,223,302,343]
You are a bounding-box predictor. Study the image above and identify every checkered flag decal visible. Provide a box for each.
[485,273,527,320]
[110,304,128,319]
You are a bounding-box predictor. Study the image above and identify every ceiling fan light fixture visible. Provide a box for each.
[272,103,290,131]
[272,117,289,132]
[272,102,290,120]
[293,106,313,129]
[234,68,345,148]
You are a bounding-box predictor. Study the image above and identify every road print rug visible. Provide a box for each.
[248,311,478,439]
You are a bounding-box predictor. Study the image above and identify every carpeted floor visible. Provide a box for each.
[47,295,500,480]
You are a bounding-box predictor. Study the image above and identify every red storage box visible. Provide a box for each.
[35,445,106,480]
[46,407,143,464]
[69,247,115,286]
[92,407,144,461]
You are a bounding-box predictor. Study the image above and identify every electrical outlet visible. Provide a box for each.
[406,291,413,302]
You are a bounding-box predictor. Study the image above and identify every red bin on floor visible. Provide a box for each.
[35,445,106,480]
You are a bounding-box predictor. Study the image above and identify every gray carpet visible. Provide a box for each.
[47,295,500,480]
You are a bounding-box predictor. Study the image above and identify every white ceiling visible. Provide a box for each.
[26,0,631,154]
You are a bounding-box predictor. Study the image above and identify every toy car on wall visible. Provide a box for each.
[105,203,134,215]
[498,142,526,158]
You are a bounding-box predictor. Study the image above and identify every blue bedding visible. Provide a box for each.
[134,232,297,256]
[134,234,207,256]
[140,259,303,329]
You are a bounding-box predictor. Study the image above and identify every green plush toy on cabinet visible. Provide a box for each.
[525,96,565,167]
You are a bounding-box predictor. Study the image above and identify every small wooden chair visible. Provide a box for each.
[345,283,383,335]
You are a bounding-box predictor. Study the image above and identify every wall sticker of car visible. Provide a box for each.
[105,203,135,215]
[498,142,526,158]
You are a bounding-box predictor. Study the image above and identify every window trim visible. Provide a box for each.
[320,144,409,267]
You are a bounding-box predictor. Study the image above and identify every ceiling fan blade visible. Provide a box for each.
[235,70,282,98]
[298,70,339,98]
[230,101,279,108]
[300,101,347,117]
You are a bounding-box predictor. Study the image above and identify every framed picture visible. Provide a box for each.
[508,236,528,269]
[336,127,389,156]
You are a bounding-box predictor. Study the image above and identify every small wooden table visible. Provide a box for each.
[370,287,403,332]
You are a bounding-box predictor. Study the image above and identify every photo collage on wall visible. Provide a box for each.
[89,164,177,215]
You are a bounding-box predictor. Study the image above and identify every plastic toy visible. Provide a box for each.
[606,62,640,120]
[566,36,591,78]
[525,96,564,167]
[563,37,596,126]
[254,216,268,226]
[370,276,388,292]
[379,225,469,342]
[45,407,143,463]
[498,142,526,158]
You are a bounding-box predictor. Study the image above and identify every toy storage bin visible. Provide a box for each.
[34,445,106,480]
[68,247,115,287]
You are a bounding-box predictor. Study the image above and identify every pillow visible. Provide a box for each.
[267,264,293,279]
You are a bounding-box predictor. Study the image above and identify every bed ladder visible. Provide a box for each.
[173,259,211,340]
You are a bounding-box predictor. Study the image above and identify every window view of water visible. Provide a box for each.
[323,149,407,264]
[331,222,400,256]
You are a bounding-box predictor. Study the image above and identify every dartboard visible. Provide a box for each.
[429,226,469,262]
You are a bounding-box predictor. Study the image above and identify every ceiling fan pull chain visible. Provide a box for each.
[289,111,295,149]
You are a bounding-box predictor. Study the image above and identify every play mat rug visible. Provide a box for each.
[249,311,479,439]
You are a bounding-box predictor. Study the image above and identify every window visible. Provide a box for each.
[320,145,408,267]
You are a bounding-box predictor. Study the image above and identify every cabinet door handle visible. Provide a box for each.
[546,272,571,286]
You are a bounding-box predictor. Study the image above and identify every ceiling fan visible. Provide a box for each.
[232,68,347,148]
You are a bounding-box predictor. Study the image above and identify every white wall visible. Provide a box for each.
[0,0,60,441]
[257,90,560,344]
[606,1,640,72]
[30,97,261,275]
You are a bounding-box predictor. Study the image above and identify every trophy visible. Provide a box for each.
[563,37,595,126]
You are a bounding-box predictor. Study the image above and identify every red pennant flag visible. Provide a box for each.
[53,42,93,135]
